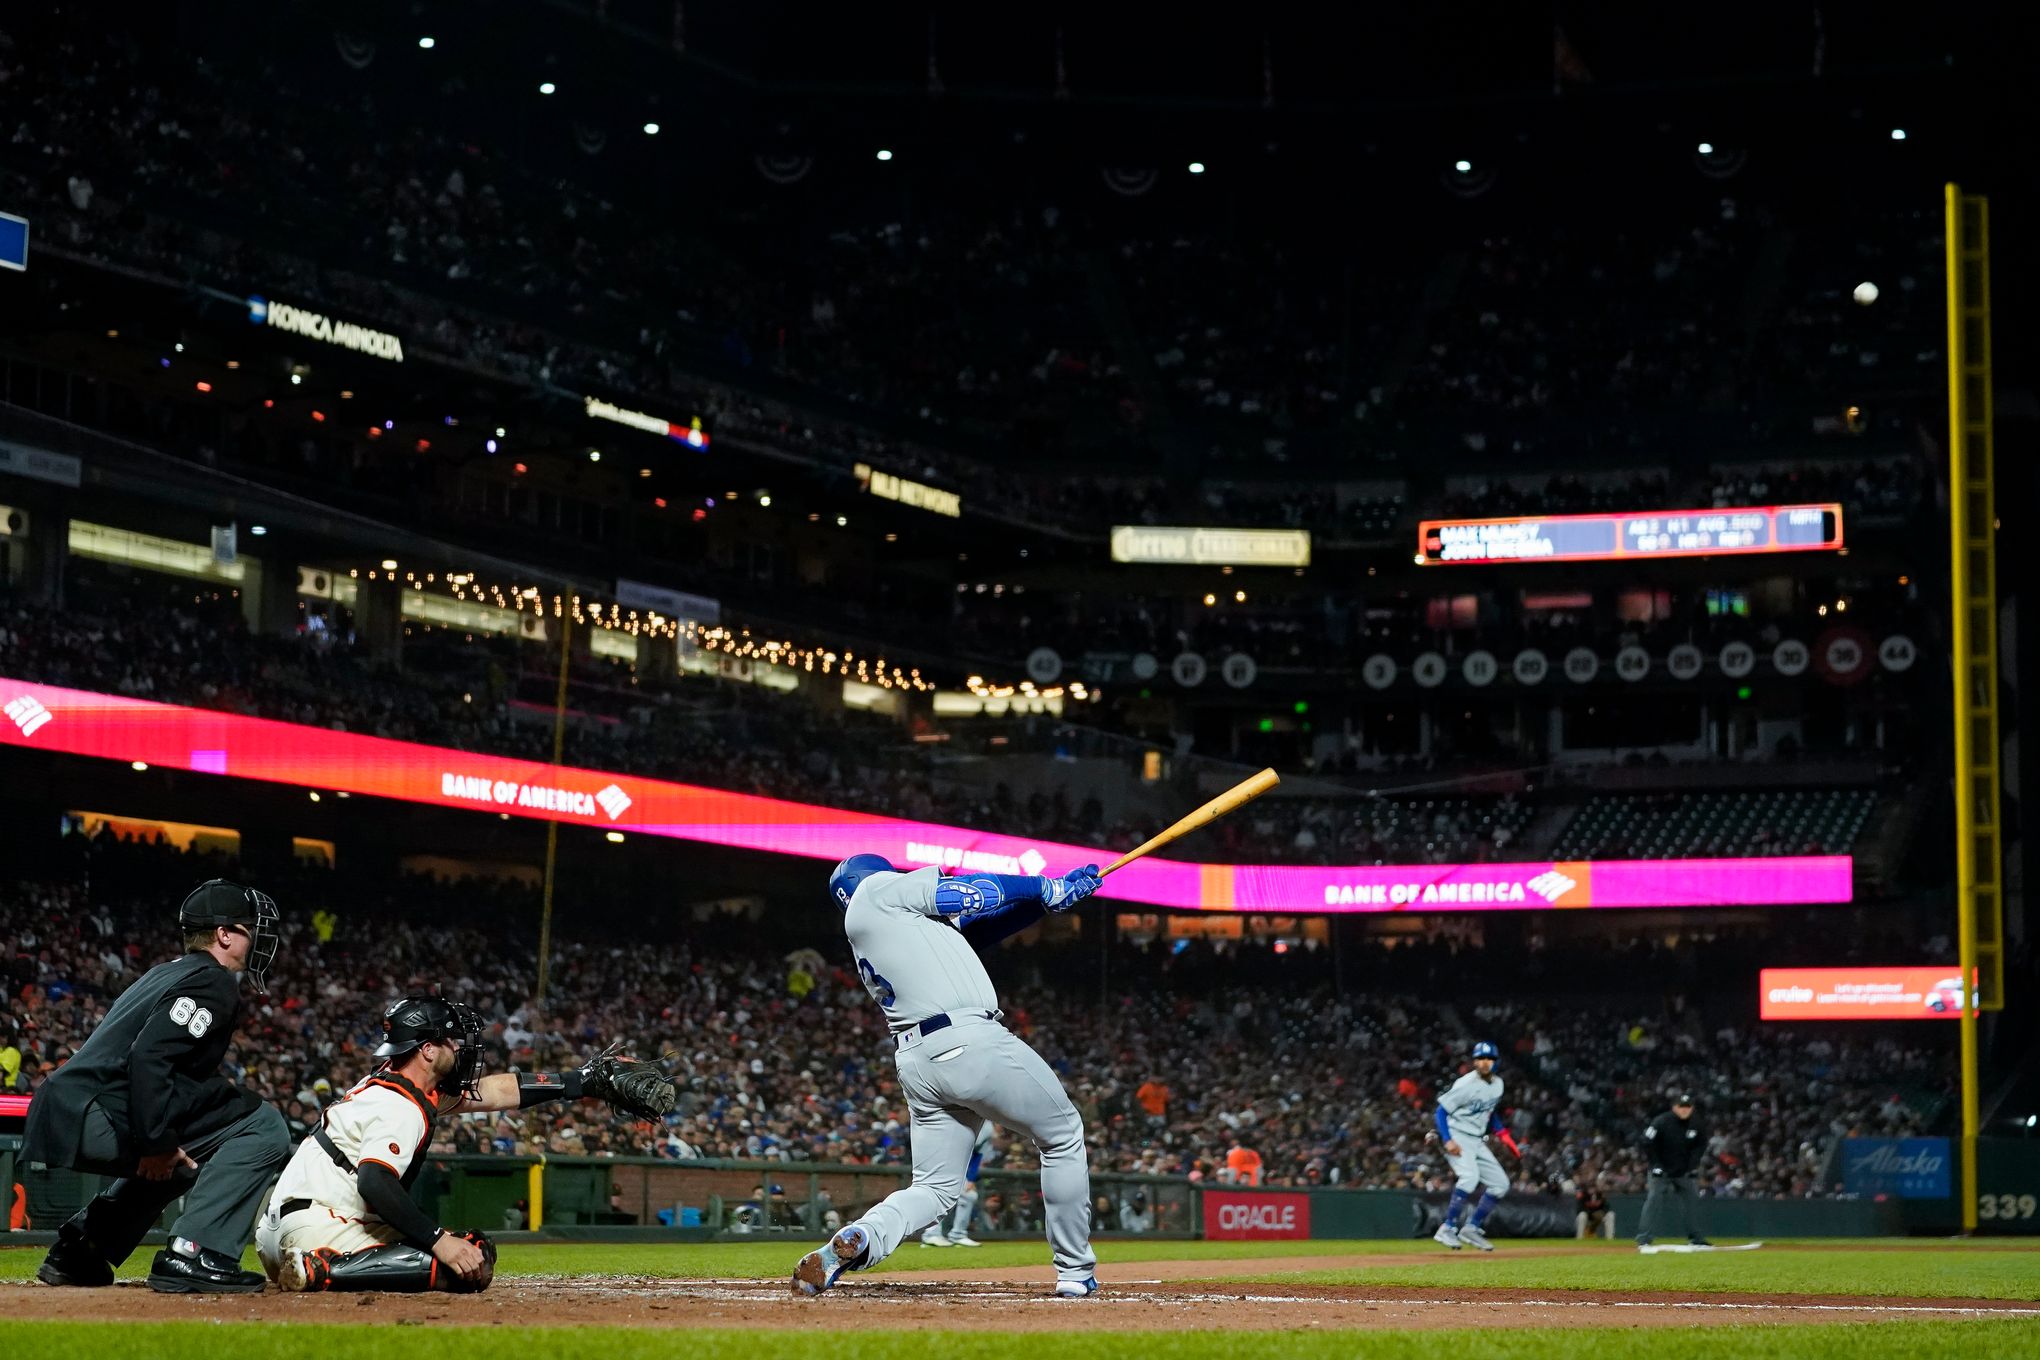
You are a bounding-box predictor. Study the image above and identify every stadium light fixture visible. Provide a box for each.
[290,373,302,384]
[1454,159,1472,173]
[308,791,322,802]
[606,831,626,843]
[381,558,398,570]
[174,342,184,352]
[131,760,148,771]
[418,36,435,50]
[588,450,601,462]
[1697,142,1713,155]
[250,525,267,536]
[643,122,661,135]
[539,82,556,95]
[1890,128,1906,141]
[876,149,893,161]
[1188,161,1206,174]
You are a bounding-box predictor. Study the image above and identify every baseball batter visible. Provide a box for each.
[1432,1040,1520,1251]
[922,1120,995,1247]
[794,855,1102,1298]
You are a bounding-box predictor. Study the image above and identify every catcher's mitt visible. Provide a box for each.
[578,1041,678,1120]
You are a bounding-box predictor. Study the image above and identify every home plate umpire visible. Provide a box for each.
[23,879,289,1293]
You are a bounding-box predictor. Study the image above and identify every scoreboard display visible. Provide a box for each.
[1418,504,1843,565]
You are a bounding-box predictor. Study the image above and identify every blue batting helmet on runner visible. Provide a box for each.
[1471,1041,1500,1060]
[829,854,896,910]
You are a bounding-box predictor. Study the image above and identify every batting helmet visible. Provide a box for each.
[1471,1041,1500,1060]
[179,879,281,996]
[374,996,484,1100]
[829,854,896,910]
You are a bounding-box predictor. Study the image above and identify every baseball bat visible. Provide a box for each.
[1099,767,1280,877]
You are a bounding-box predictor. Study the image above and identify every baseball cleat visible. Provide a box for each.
[949,1233,982,1247]
[1433,1224,1462,1249]
[1458,1225,1494,1251]
[1053,1276,1099,1298]
[276,1248,329,1293]
[919,1227,953,1247]
[792,1224,870,1296]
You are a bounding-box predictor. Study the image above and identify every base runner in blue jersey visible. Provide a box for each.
[1431,1040,1522,1251]
[793,855,1103,1298]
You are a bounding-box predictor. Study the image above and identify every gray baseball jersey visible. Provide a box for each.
[1438,1070,1505,1142]
[845,867,999,1032]
[831,867,1094,1284]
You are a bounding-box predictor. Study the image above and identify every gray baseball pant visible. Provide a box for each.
[846,1014,1094,1284]
[1639,1172,1706,1241]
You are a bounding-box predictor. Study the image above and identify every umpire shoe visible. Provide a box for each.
[792,1224,870,1297]
[147,1237,268,1294]
[1458,1225,1495,1252]
[36,1243,114,1288]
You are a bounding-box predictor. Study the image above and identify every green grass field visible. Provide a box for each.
[12,1321,2040,1360]
[6,1238,2037,1360]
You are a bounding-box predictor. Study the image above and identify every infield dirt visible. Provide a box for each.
[5,1255,2036,1333]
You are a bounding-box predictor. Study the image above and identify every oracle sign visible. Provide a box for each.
[1203,1191,1311,1241]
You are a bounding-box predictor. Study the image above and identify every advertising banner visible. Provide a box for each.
[1109,526,1312,568]
[1760,968,1975,1020]
[0,675,1853,914]
[1203,1191,1311,1240]
[1842,1138,1953,1199]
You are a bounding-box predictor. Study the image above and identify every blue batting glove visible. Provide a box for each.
[1042,865,1102,912]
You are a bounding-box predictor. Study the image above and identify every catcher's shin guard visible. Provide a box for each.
[304,1232,497,1293]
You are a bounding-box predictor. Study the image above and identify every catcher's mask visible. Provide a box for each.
[179,879,282,996]
[374,995,484,1101]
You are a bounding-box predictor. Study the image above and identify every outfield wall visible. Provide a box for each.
[8,1143,2033,1240]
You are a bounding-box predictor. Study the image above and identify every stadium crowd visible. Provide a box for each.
[0,584,1894,865]
[4,838,1950,1224]
[0,21,1943,543]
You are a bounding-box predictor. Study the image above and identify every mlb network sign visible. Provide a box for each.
[1202,1190,1311,1241]
[1842,1138,1951,1200]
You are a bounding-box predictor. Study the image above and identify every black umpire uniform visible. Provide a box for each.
[1636,1092,1710,1246]
[24,880,290,1293]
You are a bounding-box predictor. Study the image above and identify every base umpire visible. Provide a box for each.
[1635,1092,1711,1247]
[24,880,290,1293]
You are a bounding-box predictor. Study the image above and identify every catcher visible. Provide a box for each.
[256,996,675,1292]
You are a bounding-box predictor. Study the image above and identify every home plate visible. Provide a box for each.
[1638,1243,1765,1254]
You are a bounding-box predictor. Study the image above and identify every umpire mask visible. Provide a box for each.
[179,879,282,996]
[374,995,485,1101]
